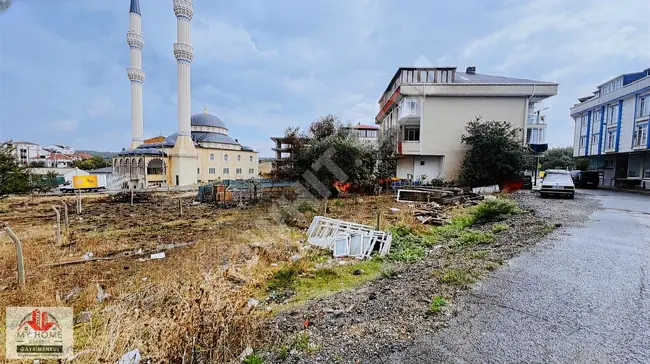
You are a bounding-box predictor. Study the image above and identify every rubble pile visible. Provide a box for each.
[108,191,155,204]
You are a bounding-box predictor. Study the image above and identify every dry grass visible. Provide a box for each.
[0,193,418,362]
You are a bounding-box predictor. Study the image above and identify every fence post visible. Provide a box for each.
[52,206,61,245]
[4,227,26,288]
[62,203,69,235]
[130,189,134,206]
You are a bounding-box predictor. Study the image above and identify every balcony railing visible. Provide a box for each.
[527,115,546,125]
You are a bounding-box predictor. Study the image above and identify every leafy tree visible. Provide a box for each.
[574,158,589,171]
[459,117,533,187]
[376,137,397,180]
[72,156,109,171]
[540,147,574,171]
[0,147,32,197]
[276,115,378,196]
[33,171,60,194]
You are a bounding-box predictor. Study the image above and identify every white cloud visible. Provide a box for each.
[87,96,119,118]
[53,119,78,132]
[193,18,276,61]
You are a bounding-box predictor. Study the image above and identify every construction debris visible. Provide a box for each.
[412,202,452,225]
[109,191,154,204]
[396,186,483,205]
[306,216,392,259]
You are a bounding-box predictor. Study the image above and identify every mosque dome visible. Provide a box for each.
[190,108,228,129]
[164,107,240,147]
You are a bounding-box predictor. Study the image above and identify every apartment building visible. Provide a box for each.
[347,123,379,147]
[571,67,650,188]
[376,66,558,181]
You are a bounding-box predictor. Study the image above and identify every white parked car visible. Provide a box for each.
[540,169,575,199]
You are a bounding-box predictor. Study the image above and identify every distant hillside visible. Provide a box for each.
[77,150,118,159]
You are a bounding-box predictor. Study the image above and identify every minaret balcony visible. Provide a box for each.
[126,32,144,49]
[173,43,194,63]
[173,0,193,20]
[127,68,145,83]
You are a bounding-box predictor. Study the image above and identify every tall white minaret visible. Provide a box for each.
[170,0,198,186]
[126,0,145,149]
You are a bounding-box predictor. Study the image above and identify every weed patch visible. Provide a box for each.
[457,230,495,246]
[491,223,509,233]
[437,268,474,286]
[379,263,402,278]
[388,225,431,262]
[429,296,447,313]
[297,201,315,213]
[470,199,519,224]
[243,353,264,364]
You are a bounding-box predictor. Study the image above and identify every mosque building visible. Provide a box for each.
[112,0,258,188]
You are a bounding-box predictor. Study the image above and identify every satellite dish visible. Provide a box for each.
[0,0,12,12]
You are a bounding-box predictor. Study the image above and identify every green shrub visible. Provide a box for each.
[457,230,495,246]
[334,200,344,207]
[470,199,519,224]
[429,296,447,313]
[387,228,432,262]
[491,223,509,233]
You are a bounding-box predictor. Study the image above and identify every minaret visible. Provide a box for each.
[126,0,145,149]
[170,0,198,186]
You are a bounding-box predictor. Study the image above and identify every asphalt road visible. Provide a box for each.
[382,189,650,364]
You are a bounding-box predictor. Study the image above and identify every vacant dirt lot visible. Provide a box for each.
[0,192,405,362]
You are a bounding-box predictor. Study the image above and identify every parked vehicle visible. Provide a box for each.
[540,169,575,199]
[571,170,600,188]
[60,175,107,193]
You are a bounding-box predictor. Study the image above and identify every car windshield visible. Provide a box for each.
[543,174,572,184]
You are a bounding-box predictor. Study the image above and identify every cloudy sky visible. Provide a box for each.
[1,0,649,156]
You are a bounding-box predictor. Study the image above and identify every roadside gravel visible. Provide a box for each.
[259,191,599,363]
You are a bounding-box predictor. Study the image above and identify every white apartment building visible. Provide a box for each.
[570,67,650,188]
[376,66,559,181]
[2,141,50,165]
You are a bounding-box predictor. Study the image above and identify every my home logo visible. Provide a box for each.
[6,307,73,359]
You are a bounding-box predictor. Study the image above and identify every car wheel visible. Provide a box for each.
[540,193,547,198]
[569,193,575,199]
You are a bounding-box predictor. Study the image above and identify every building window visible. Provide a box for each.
[605,160,614,169]
[209,168,215,174]
[607,131,616,149]
[249,156,253,162]
[237,155,241,162]
[607,105,617,125]
[236,168,242,174]
[640,96,649,118]
[249,168,254,174]
[579,136,586,147]
[209,153,215,161]
[633,123,648,147]
[404,128,420,141]
[224,154,229,162]
[420,161,425,166]
[593,110,601,124]
[591,133,599,145]
[197,168,200,174]
[223,168,230,174]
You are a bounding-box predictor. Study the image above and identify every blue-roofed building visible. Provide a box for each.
[570,67,650,188]
[376,66,559,181]
[113,108,259,188]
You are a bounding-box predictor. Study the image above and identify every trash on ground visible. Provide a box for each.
[117,348,141,364]
[64,286,82,303]
[96,284,112,303]
[306,216,392,259]
[396,186,482,205]
[412,202,451,225]
[239,346,254,362]
[150,252,165,260]
[247,298,260,309]
[388,207,400,213]
[471,184,500,194]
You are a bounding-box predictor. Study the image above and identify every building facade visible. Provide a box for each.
[348,124,379,147]
[112,0,258,188]
[570,67,650,188]
[376,66,558,181]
